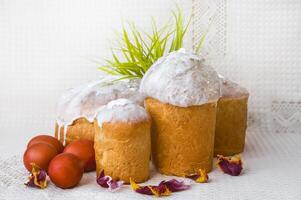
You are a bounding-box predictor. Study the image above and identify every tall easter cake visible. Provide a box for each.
[140,49,220,176]
[214,76,249,156]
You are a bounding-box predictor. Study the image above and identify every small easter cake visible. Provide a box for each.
[94,98,151,183]
[140,49,220,176]
[55,79,143,145]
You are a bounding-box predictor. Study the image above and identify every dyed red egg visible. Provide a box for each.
[63,139,96,172]
[27,135,64,153]
[23,143,58,172]
[48,153,84,189]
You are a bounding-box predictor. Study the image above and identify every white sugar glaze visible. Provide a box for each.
[56,78,144,128]
[139,48,221,107]
[218,75,249,98]
[96,98,149,126]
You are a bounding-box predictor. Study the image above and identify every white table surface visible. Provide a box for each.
[1,124,301,200]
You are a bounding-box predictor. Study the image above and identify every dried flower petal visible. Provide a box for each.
[96,171,110,188]
[96,170,124,192]
[130,178,153,195]
[159,179,190,192]
[130,178,171,197]
[149,185,171,197]
[216,154,243,176]
[25,163,47,189]
[186,169,209,183]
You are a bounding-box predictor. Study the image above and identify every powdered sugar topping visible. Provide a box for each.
[96,98,149,125]
[56,78,144,127]
[219,75,249,98]
[140,49,220,107]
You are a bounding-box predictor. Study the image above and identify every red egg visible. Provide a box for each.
[23,143,58,172]
[48,153,84,189]
[27,135,64,153]
[64,139,96,172]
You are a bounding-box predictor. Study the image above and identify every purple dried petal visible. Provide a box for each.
[130,178,173,196]
[217,154,243,176]
[107,179,124,192]
[97,171,111,188]
[185,174,199,181]
[186,169,209,183]
[159,179,190,192]
[149,184,171,196]
[37,170,47,182]
[25,163,47,189]
[25,177,35,187]
[135,186,153,195]
[97,170,123,192]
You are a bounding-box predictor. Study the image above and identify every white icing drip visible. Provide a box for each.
[219,75,249,98]
[57,124,67,145]
[57,124,62,141]
[63,125,67,145]
[96,98,149,126]
[56,78,144,128]
[140,48,220,107]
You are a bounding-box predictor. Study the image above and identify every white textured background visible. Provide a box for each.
[222,0,301,112]
[0,0,192,153]
[0,0,300,157]
[193,0,301,134]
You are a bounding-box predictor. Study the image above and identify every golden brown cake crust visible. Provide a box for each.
[94,120,151,184]
[214,96,248,156]
[55,117,95,145]
[145,97,217,176]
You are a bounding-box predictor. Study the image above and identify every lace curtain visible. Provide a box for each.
[192,0,301,134]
